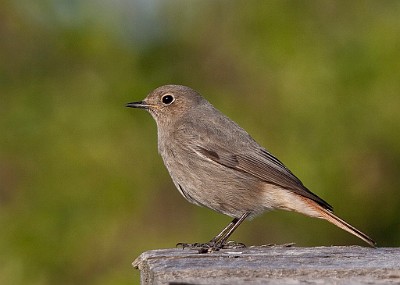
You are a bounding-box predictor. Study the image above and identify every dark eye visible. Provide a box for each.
[161,94,175,105]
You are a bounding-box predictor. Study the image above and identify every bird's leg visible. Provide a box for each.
[213,212,250,249]
[177,212,250,253]
[207,217,239,246]
[176,218,237,250]
[196,212,250,253]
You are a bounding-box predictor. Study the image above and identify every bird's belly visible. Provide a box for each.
[162,153,268,218]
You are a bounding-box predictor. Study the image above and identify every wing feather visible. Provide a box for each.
[196,145,333,211]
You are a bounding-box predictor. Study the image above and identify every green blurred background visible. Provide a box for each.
[1,0,400,284]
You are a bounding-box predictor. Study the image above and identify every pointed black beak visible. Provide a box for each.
[126,101,149,109]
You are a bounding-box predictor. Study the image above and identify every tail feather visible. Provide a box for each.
[318,205,376,247]
[298,196,376,247]
[265,187,376,247]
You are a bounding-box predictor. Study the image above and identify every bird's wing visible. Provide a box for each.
[195,145,333,211]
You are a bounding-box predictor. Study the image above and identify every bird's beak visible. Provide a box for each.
[126,101,149,109]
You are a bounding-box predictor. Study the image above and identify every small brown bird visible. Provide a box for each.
[126,85,376,252]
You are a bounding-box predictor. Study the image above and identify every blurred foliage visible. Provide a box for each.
[1,0,400,284]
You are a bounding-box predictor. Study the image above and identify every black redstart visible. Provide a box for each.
[126,85,375,252]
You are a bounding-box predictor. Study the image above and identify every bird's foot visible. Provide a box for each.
[176,242,217,253]
[176,242,208,249]
[176,240,246,253]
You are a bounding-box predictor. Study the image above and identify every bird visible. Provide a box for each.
[126,84,376,252]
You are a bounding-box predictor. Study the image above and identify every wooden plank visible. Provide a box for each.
[133,246,400,284]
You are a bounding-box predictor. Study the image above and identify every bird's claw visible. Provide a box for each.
[176,240,246,253]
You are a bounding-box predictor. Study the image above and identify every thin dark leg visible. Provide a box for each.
[177,212,251,253]
[208,217,239,245]
[216,212,250,248]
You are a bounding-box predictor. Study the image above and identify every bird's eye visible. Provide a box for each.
[161,94,175,105]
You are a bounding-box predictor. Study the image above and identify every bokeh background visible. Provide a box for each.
[1,1,400,284]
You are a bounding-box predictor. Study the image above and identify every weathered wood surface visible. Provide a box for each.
[133,246,400,284]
